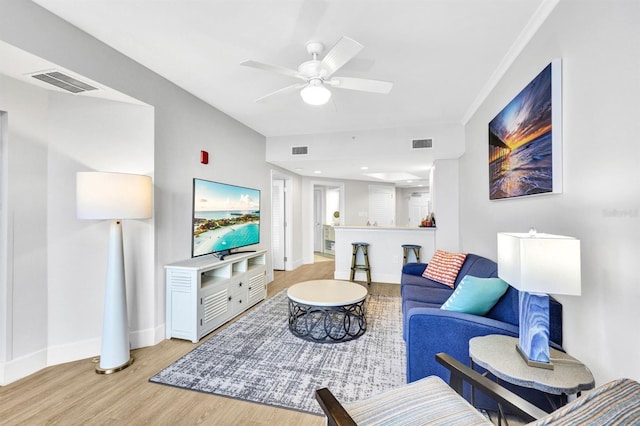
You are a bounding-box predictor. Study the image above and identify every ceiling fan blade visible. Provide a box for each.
[319,37,363,78]
[328,76,393,94]
[254,83,306,103]
[240,60,306,81]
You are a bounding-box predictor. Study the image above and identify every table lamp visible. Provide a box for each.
[497,230,581,369]
[77,171,152,374]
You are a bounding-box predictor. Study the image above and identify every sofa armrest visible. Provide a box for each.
[401,262,427,276]
[405,307,519,382]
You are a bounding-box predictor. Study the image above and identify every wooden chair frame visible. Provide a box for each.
[315,352,549,426]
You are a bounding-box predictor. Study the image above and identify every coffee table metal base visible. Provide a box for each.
[288,299,366,343]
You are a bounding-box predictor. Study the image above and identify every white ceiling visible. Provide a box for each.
[15,0,557,184]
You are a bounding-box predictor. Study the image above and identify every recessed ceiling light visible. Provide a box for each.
[295,168,303,171]
[314,170,322,174]
[360,166,369,170]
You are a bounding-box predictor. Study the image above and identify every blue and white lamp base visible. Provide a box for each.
[518,291,554,370]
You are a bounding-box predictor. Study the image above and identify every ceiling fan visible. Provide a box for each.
[240,36,393,105]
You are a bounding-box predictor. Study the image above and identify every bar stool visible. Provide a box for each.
[402,244,422,265]
[350,242,371,286]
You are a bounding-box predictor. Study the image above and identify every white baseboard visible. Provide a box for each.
[0,348,47,386]
[1,325,166,386]
[47,337,100,367]
[131,324,165,347]
[288,257,304,271]
[334,270,401,284]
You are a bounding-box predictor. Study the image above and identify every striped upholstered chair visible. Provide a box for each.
[316,353,640,426]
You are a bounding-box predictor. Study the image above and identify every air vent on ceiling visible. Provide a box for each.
[412,138,433,149]
[291,146,309,156]
[30,70,98,94]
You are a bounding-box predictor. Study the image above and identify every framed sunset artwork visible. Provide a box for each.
[488,59,562,200]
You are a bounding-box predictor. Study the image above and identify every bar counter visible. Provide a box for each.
[333,225,436,284]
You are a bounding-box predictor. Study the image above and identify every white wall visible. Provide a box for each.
[0,73,155,383]
[432,159,460,252]
[0,75,49,382]
[0,0,272,384]
[460,0,640,384]
[46,93,154,363]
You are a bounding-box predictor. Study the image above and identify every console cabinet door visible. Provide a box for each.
[199,284,231,337]
[248,272,267,306]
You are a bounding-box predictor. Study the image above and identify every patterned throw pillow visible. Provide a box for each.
[422,250,467,288]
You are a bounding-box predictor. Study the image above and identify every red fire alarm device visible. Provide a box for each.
[200,150,209,164]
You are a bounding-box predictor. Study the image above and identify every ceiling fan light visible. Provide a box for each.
[300,82,331,105]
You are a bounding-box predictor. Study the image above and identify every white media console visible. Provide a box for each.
[165,249,267,342]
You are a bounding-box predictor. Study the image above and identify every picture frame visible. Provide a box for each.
[488,59,562,200]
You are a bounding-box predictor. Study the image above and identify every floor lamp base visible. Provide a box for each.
[95,356,135,375]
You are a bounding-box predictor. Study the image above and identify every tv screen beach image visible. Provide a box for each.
[192,179,260,257]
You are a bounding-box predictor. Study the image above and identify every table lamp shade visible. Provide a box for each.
[497,232,581,369]
[497,233,581,296]
[77,172,152,220]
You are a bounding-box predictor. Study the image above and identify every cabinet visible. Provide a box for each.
[323,225,335,255]
[165,250,267,342]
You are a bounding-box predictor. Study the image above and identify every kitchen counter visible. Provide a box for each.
[334,226,436,284]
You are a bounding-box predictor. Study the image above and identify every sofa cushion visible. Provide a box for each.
[402,283,453,307]
[422,250,467,288]
[441,276,509,316]
[343,375,490,426]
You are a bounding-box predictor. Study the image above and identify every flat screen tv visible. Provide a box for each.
[191,178,260,259]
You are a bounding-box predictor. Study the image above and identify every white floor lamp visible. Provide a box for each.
[77,171,152,374]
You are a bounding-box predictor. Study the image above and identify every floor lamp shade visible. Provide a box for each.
[76,172,152,374]
[497,232,581,369]
[77,172,152,220]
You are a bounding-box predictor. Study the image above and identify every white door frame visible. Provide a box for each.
[313,188,324,253]
[270,170,293,271]
[0,111,10,363]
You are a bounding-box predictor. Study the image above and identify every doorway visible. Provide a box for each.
[311,181,344,263]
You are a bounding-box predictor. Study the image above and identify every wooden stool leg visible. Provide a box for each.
[350,244,357,281]
[363,246,371,286]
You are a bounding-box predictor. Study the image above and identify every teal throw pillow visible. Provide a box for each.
[441,275,509,315]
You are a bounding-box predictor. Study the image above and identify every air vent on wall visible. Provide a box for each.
[412,138,433,149]
[30,70,98,94]
[291,146,309,156]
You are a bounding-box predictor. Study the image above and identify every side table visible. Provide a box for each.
[469,335,594,414]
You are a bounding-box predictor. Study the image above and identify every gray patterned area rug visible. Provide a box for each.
[150,289,406,415]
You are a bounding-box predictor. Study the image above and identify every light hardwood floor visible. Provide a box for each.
[0,260,400,425]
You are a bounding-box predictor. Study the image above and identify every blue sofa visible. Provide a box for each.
[401,253,564,411]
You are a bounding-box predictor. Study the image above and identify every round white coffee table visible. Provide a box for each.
[287,279,368,342]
